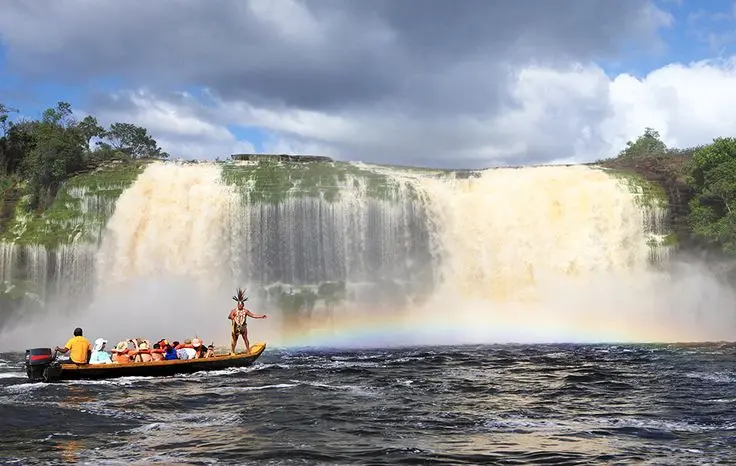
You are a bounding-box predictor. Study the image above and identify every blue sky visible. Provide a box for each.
[9,1,733,111]
[0,46,272,152]
[1,0,736,167]
[596,0,736,75]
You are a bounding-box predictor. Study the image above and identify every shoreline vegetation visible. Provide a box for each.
[1,102,734,258]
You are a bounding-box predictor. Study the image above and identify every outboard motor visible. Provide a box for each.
[25,348,56,382]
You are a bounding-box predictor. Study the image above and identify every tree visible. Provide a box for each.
[77,115,105,147]
[99,122,168,159]
[0,103,19,137]
[1,120,37,175]
[687,137,736,255]
[41,101,74,127]
[23,102,88,209]
[618,127,668,158]
[0,99,171,216]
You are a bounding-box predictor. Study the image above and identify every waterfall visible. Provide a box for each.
[4,159,734,349]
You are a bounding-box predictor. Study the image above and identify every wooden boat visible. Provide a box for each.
[24,343,267,383]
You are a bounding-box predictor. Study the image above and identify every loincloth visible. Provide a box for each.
[232,321,248,335]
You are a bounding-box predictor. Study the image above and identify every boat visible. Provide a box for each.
[24,343,267,383]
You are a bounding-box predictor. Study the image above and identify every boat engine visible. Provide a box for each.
[25,348,60,382]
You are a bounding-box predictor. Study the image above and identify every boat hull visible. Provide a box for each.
[29,343,266,382]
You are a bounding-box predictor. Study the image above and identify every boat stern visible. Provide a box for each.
[25,348,62,382]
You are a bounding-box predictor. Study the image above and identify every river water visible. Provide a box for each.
[1,343,735,464]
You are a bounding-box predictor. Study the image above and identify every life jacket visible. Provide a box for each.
[112,352,131,364]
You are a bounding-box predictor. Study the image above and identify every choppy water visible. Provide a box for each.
[1,344,735,465]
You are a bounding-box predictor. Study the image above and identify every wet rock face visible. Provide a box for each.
[596,155,697,251]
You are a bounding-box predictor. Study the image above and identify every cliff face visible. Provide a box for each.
[0,157,686,333]
[597,155,696,250]
[1,156,696,251]
[0,161,151,247]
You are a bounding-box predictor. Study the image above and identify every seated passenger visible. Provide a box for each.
[89,338,113,365]
[111,340,131,364]
[150,343,165,361]
[54,327,91,364]
[175,339,197,360]
[192,338,205,359]
[130,340,153,363]
[205,344,215,358]
[163,341,178,360]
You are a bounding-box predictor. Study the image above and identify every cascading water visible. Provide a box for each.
[87,161,439,343]
[0,175,127,329]
[2,159,735,350]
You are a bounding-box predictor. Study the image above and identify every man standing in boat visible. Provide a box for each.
[228,288,267,354]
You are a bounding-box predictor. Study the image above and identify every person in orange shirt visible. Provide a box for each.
[54,327,91,364]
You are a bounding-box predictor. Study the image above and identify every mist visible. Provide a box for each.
[0,276,285,352]
[288,255,736,350]
[1,254,735,353]
[1,162,735,352]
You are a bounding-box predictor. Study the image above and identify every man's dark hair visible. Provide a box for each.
[73,327,83,336]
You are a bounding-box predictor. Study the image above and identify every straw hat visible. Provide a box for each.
[112,340,128,353]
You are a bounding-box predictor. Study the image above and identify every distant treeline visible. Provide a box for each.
[0,101,167,212]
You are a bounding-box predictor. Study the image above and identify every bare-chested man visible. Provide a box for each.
[228,288,267,354]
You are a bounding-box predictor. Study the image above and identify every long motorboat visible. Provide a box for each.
[24,343,267,383]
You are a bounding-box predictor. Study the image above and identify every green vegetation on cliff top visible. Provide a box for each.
[686,137,736,255]
[600,127,736,256]
[0,100,166,247]
[221,159,421,203]
[1,161,150,246]
[604,169,668,210]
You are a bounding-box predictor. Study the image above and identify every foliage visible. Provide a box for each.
[617,127,668,159]
[0,162,150,246]
[221,159,414,204]
[97,122,169,159]
[686,138,736,255]
[610,127,736,257]
[0,100,168,215]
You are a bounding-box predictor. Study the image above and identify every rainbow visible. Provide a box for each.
[266,305,705,349]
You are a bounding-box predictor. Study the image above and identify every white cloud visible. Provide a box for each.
[155,135,255,161]
[602,57,736,152]
[0,0,684,166]
[84,90,256,160]
[92,56,736,167]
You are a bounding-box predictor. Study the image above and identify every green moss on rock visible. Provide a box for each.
[0,176,12,200]
[261,281,348,317]
[662,233,679,246]
[600,167,668,209]
[221,160,414,204]
[0,161,150,248]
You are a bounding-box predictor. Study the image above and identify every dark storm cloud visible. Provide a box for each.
[0,0,673,167]
[1,0,666,114]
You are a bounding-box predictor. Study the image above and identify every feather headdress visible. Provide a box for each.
[232,288,248,305]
